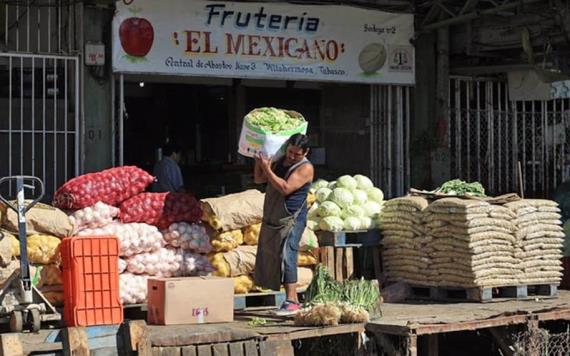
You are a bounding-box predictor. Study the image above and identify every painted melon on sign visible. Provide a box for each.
[358,43,387,74]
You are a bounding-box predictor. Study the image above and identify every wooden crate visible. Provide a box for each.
[318,246,355,282]
[317,245,384,284]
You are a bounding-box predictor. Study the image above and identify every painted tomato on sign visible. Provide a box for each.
[119,17,154,57]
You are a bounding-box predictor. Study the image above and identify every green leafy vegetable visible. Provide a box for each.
[305,265,380,313]
[245,107,305,133]
[436,179,486,197]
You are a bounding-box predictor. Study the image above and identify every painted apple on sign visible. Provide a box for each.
[119,16,154,57]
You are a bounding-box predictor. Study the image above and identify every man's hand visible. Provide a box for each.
[256,153,273,173]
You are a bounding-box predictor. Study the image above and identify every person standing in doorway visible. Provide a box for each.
[253,134,314,315]
[151,143,185,193]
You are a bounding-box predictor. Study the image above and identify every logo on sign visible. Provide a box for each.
[389,47,413,72]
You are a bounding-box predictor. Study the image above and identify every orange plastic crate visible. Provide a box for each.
[61,236,123,327]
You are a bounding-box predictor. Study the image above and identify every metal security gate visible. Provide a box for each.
[370,85,412,198]
[449,76,570,197]
[1,0,81,201]
[0,53,80,201]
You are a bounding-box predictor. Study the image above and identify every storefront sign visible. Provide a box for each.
[112,0,415,84]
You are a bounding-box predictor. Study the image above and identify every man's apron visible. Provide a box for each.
[254,159,308,291]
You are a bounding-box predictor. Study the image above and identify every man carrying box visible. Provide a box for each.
[253,134,314,316]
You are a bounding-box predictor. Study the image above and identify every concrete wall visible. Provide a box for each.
[82,6,114,173]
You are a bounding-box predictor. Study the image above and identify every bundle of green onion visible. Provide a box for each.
[298,264,381,326]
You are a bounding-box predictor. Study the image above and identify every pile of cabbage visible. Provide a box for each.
[308,175,384,232]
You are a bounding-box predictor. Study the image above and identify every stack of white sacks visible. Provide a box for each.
[505,199,564,285]
[70,203,213,305]
[380,197,434,286]
[424,198,518,288]
[381,196,564,288]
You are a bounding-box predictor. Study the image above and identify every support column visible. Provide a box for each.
[431,26,452,187]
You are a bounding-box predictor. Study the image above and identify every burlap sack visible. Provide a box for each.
[523,242,563,251]
[201,190,264,232]
[437,267,476,278]
[538,206,561,213]
[428,206,490,215]
[516,224,563,239]
[1,202,72,238]
[382,230,416,239]
[524,266,563,273]
[517,219,562,229]
[297,267,314,288]
[471,232,515,243]
[0,259,19,286]
[380,211,423,224]
[524,271,562,278]
[488,205,517,218]
[384,259,429,269]
[525,231,565,240]
[450,218,516,231]
[434,225,513,237]
[221,245,257,277]
[0,230,16,266]
[383,249,426,258]
[515,207,538,215]
[514,212,562,225]
[524,199,558,208]
[429,198,490,210]
[383,205,419,213]
[521,252,562,262]
[522,278,560,284]
[506,200,555,211]
[472,256,516,266]
[384,196,429,211]
[424,213,488,223]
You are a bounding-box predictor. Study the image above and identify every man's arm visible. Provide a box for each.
[253,159,268,184]
[261,163,314,196]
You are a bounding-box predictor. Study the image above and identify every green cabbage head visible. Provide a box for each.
[319,216,344,232]
[318,201,342,217]
[330,188,354,208]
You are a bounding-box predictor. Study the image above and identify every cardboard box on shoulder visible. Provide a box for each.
[147,276,234,325]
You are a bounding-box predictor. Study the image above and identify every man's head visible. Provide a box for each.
[284,134,310,165]
[163,143,182,163]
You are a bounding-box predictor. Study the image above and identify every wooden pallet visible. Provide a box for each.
[408,283,559,302]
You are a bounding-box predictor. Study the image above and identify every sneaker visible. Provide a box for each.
[273,300,301,316]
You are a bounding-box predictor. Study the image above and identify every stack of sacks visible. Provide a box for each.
[0,199,72,307]
[0,230,63,306]
[70,200,211,305]
[201,191,265,294]
[505,200,564,285]
[201,190,264,232]
[380,197,432,286]
[31,264,64,307]
[425,198,518,288]
[210,229,244,252]
[209,245,258,294]
[239,222,317,292]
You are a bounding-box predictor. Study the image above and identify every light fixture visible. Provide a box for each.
[139,81,145,88]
